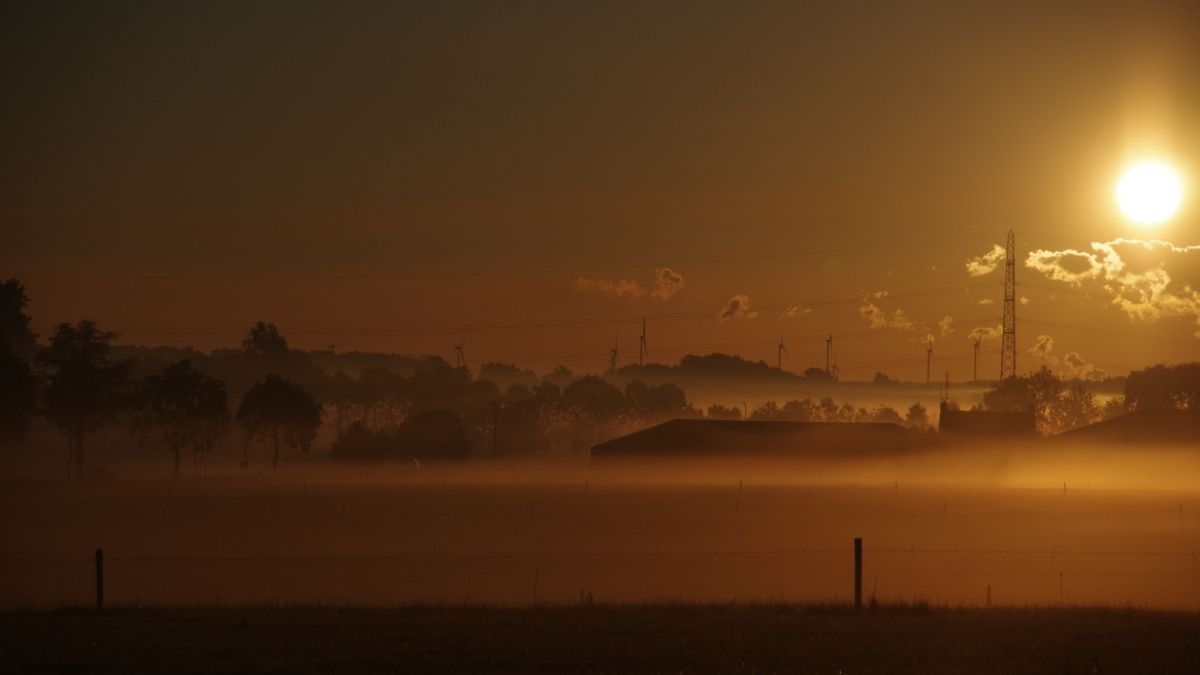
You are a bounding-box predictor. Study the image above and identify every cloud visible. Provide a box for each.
[1025,238,1200,337]
[1027,334,1057,367]
[718,293,758,321]
[859,300,914,330]
[1064,352,1106,381]
[573,276,645,300]
[968,325,1002,342]
[938,315,955,337]
[966,244,1006,277]
[574,267,686,302]
[650,267,685,301]
[781,304,812,318]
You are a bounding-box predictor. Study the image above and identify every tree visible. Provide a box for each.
[38,321,134,478]
[706,403,741,420]
[0,278,37,359]
[868,405,903,425]
[1059,380,1100,431]
[983,366,1068,432]
[242,322,289,357]
[750,401,781,420]
[139,360,229,479]
[780,399,817,421]
[236,375,321,469]
[0,348,36,447]
[561,376,625,416]
[802,367,832,383]
[1101,396,1126,420]
[905,403,930,430]
[1124,363,1200,412]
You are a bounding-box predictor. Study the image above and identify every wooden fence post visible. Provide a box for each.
[95,548,104,611]
[854,537,862,610]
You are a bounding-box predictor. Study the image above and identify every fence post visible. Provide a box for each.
[854,537,862,610]
[95,548,104,611]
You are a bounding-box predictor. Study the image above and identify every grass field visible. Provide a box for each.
[3,456,1200,609]
[3,604,1200,674]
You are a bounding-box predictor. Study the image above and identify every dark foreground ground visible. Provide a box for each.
[3,604,1199,674]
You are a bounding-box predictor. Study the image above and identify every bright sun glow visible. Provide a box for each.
[1116,162,1182,225]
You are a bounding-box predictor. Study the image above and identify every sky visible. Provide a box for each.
[2,1,1198,380]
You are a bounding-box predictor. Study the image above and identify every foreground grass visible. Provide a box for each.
[3,603,1199,674]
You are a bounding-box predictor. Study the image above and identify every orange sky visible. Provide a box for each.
[2,2,1198,379]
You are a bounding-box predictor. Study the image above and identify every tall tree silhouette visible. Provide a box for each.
[139,360,230,479]
[236,375,321,469]
[0,278,38,446]
[242,322,289,357]
[0,348,36,447]
[0,278,37,360]
[38,321,133,477]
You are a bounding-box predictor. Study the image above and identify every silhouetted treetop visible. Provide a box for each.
[37,320,135,477]
[242,322,289,356]
[0,278,37,359]
[236,375,321,469]
[1124,363,1200,412]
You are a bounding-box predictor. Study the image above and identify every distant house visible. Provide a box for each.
[938,403,1036,438]
[590,419,920,459]
[1055,409,1200,444]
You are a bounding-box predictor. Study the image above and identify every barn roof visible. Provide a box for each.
[1055,409,1200,444]
[590,419,919,458]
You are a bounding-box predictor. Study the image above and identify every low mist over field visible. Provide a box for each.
[3,2,1199,671]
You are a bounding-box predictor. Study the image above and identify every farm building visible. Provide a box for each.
[937,403,1036,438]
[1055,409,1200,444]
[590,419,921,459]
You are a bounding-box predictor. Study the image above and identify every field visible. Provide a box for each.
[3,447,1200,609]
[4,604,1200,674]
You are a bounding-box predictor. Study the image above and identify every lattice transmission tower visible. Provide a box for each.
[1000,230,1017,380]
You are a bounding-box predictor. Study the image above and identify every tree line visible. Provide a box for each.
[3,277,1197,476]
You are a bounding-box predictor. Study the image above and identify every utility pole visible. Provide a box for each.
[1000,230,1017,379]
[972,337,981,381]
[926,337,934,384]
[639,318,647,366]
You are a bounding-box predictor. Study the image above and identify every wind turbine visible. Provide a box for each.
[639,317,647,366]
[608,331,619,378]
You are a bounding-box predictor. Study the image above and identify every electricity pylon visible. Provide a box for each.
[777,332,788,370]
[1000,230,1017,380]
[926,337,934,384]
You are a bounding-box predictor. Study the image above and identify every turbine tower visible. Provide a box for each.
[972,336,981,381]
[639,317,647,366]
[608,332,619,378]
[926,337,934,384]
[1000,230,1017,380]
[825,333,833,376]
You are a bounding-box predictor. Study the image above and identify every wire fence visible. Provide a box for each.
[4,542,1198,609]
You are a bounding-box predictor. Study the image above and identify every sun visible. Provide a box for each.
[1116,162,1182,225]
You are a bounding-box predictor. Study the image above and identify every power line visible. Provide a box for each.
[35,282,998,340]
[14,231,1005,283]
